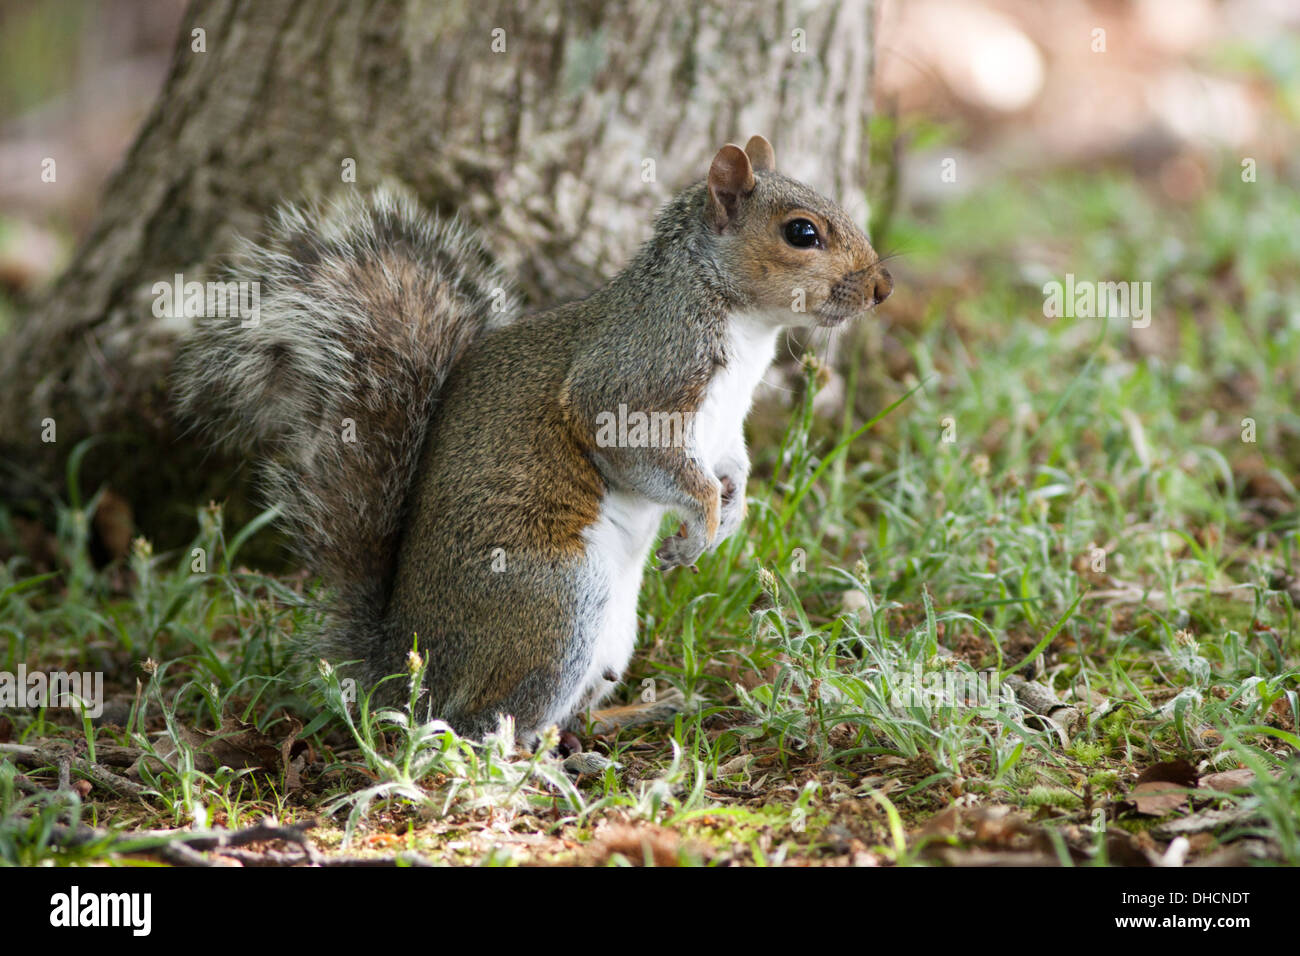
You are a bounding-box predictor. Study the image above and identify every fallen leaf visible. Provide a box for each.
[1135,759,1198,786]
[588,824,685,867]
[1128,759,1197,816]
[136,717,286,777]
[1130,782,1187,816]
[969,806,1033,846]
[1105,829,1159,867]
[278,718,311,792]
[1198,769,1255,793]
[916,805,961,840]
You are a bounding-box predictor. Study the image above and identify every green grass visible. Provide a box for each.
[2,156,1297,866]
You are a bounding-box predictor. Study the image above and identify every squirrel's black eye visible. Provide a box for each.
[783,218,821,249]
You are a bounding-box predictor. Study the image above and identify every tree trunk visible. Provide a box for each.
[2,0,876,548]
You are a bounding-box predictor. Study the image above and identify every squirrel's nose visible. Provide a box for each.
[866,266,893,307]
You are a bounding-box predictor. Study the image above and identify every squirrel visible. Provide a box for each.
[172,135,892,743]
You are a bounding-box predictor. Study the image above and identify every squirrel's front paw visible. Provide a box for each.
[713,473,747,547]
[656,522,710,571]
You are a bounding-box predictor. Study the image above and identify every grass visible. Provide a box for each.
[1,155,1297,866]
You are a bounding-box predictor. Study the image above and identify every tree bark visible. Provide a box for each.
[1,0,876,547]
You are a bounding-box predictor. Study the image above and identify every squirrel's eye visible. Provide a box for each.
[783,218,821,249]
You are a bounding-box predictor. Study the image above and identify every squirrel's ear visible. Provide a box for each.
[707,144,756,231]
[744,135,776,172]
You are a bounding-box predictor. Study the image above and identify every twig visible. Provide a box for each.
[37,818,320,866]
[0,742,148,797]
[211,847,310,866]
[156,841,224,867]
[174,818,317,853]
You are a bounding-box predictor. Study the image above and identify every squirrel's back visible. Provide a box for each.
[173,188,516,654]
[173,137,891,739]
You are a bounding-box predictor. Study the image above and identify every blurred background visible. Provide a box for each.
[2,0,1297,306]
[1,0,1298,559]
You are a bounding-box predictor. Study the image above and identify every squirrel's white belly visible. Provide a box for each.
[561,489,664,721]
[560,315,777,726]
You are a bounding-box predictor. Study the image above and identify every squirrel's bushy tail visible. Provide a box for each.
[173,188,515,643]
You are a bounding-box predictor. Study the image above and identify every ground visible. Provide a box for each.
[1,154,1297,867]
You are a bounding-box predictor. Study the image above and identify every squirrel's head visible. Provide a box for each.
[704,135,891,328]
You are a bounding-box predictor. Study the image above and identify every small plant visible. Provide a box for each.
[317,652,584,846]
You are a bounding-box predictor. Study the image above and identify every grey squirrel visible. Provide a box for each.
[173,136,892,742]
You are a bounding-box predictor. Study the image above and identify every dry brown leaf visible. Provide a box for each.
[969,805,1034,846]
[916,804,961,840]
[136,717,285,776]
[587,823,685,867]
[1127,759,1197,816]
[1105,829,1160,866]
[278,718,311,792]
[1135,759,1198,786]
[1198,769,1255,793]
[1131,781,1188,816]
[199,718,283,771]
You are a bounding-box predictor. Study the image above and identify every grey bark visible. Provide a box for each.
[1,0,876,546]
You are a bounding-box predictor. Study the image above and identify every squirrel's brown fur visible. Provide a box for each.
[173,137,892,741]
